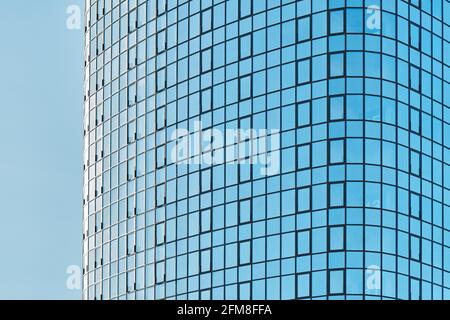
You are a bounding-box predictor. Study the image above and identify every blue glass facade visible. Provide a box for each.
[83,0,450,300]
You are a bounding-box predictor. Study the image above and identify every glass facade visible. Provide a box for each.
[83,0,450,300]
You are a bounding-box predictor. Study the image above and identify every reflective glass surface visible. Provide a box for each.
[84,0,450,300]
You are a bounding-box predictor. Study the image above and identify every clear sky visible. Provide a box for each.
[0,0,84,299]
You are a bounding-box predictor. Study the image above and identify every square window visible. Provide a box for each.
[201,169,211,193]
[297,102,311,127]
[330,140,344,164]
[240,0,251,18]
[298,187,311,212]
[297,230,310,255]
[156,145,166,168]
[410,65,420,91]
[410,235,420,261]
[329,227,344,251]
[330,96,344,120]
[297,58,311,84]
[239,200,251,223]
[240,76,251,99]
[297,274,310,298]
[297,144,311,169]
[312,141,327,167]
[297,16,310,42]
[240,34,252,58]
[156,222,165,245]
[201,209,211,233]
[202,49,212,72]
[330,10,344,34]
[156,184,165,207]
[330,53,344,77]
[330,183,344,207]
[410,108,420,133]
[410,23,420,49]
[410,150,420,176]
[202,10,212,33]
[410,193,421,218]
[329,270,344,294]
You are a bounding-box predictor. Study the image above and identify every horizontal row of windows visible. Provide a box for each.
[86,190,450,246]
[86,215,450,257]
[85,245,450,285]
[86,254,449,284]
[89,52,450,100]
[85,95,450,164]
[86,0,450,46]
[84,260,450,300]
[88,165,450,212]
[87,8,450,66]
[86,0,450,24]
[91,142,447,185]
[87,20,450,97]
[85,95,450,160]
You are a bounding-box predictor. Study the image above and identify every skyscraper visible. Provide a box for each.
[83,0,450,300]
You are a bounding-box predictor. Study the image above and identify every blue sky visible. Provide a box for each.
[0,0,84,299]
